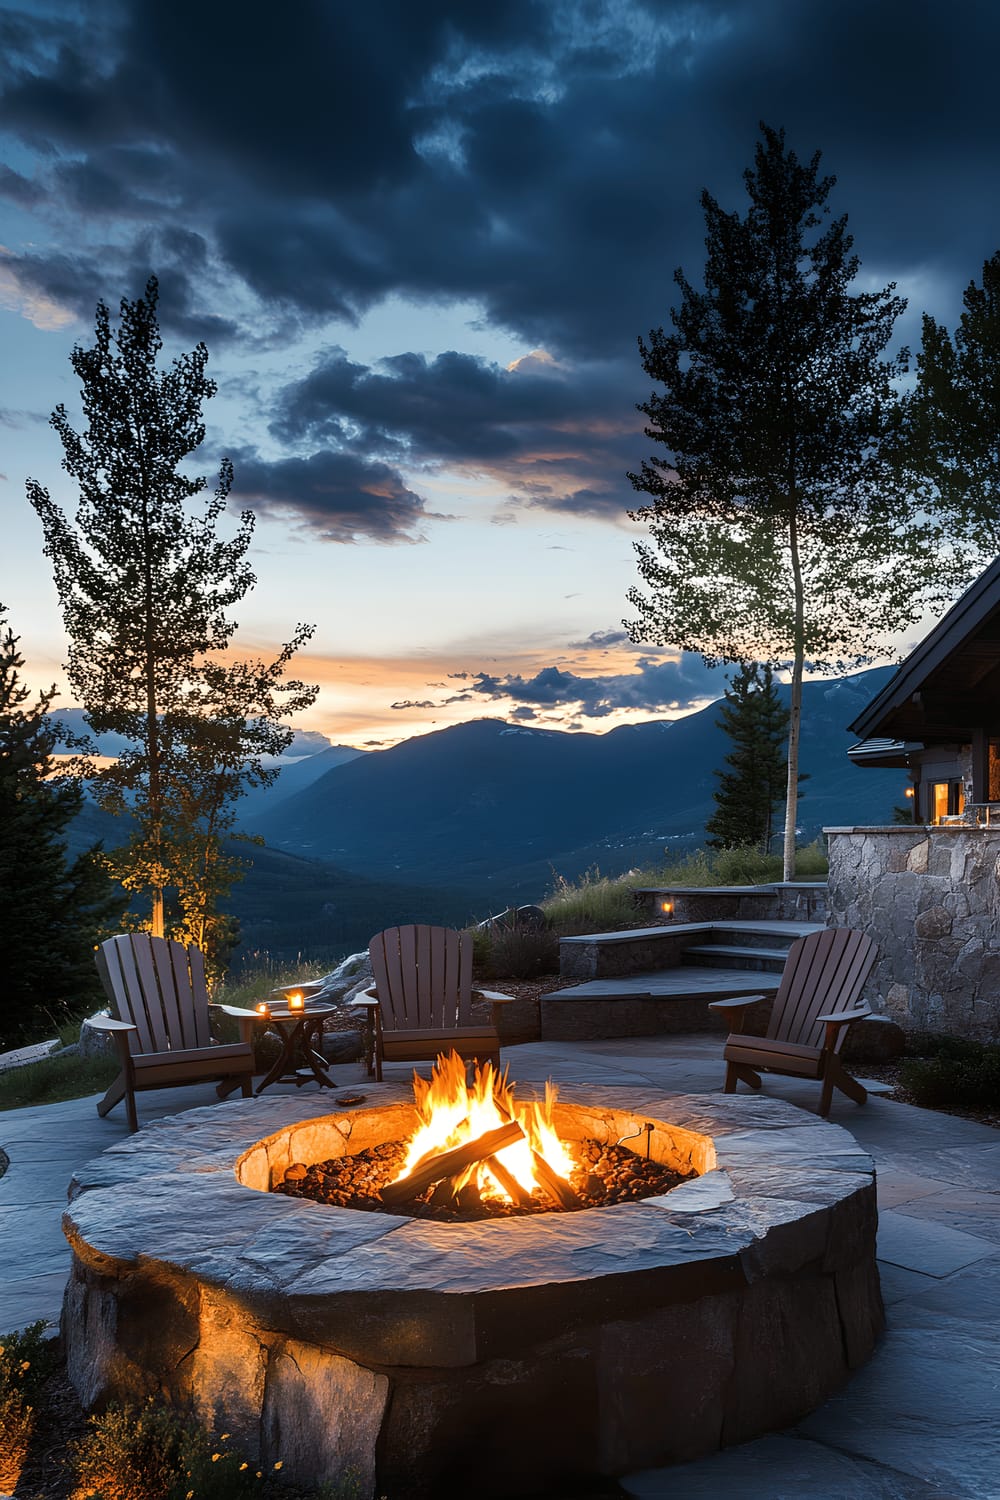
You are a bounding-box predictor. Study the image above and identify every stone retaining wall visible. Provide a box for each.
[632,884,827,926]
[826,825,1000,1039]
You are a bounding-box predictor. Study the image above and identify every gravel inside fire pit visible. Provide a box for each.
[273,1138,694,1220]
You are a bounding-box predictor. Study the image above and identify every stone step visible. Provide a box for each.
[682,943,790,973]
[695,921,822,951]
[540,966,778,1041]
[545,966,780,1003]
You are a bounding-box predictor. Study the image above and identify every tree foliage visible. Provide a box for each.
[907,249,1000,560]
[626,123,961,879]
[28,278,317,975]
[0,606,117,1048]
[705,664,792,852]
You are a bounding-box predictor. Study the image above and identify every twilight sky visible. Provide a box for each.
[1,0,998,746]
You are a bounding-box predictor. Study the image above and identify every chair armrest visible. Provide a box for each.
[270,980,327,999]
[212,1004,268,1021]
[474,989,515,1004]
[87,1015,137,1033]
[706,994,766,1012]
[348,997,381,1011]
[707,993,766,1037]
[815,1006,870,1026]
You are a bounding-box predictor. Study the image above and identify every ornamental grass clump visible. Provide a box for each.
[473,918,560,980]
[542,867,645,933]
[71,1400,284,1500]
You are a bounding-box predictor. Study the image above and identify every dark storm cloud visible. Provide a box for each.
[460,653,726,717]
[4,0,1000,517]
[230,448,433,543]
[1,240,242,345]
[271,345,642,519]
[7,0,1000,358]
[0,163,42,206]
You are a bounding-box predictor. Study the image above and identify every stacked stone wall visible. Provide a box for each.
[825,826,1000,1040]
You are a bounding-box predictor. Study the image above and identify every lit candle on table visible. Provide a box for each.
[287,992,305,1011]
[255,1002,271,1019]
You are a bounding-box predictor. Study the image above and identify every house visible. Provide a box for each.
[845,554,1000,823]
[825,556,1000,1038]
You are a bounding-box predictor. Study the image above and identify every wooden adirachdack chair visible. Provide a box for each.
[708,927,878,1117]
[91,933,260,1132]
[356,924,513,1081]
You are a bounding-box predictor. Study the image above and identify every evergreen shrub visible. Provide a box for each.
[901,1035,1000,1110]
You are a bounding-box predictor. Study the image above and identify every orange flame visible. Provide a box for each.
[396,1051,575,1202]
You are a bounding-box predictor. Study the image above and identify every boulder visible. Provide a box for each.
[320,1029,365,1064]
[477,904,547,933]
[78,1013,115,1059]
[312,952,373,1005]
[840,1015,906,1063]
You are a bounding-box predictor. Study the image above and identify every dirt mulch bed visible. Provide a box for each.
[860,1057,1000,1131]
[5,1361,90,1500]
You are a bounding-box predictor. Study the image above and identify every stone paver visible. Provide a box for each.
[876,1209,999,1276]
[2,1032,999,1498]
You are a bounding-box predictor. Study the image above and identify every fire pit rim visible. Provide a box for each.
[61,1085,883,1493]
[64,1085,876,1310]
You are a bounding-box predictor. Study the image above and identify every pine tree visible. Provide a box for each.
[28,278,317,969]
[906,249,1000,562]
[627,124,965,880]
[705,665,790,851]
[0,606,116,1049]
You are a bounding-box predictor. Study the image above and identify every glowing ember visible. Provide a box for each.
[395,1050,576,1204]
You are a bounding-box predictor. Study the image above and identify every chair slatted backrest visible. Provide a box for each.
[96,934,212,1055]
[767,928,877,1053]
[369,925,474,1032]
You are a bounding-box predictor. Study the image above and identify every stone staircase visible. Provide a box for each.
[541,918,825,1042]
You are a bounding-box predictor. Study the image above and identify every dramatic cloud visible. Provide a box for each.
[460,653,727,717]
[4,0,998,364]
[230,448,434,543]
[271,345,642,519]
[3,0,1000,543]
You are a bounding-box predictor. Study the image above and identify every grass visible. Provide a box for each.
[0,1051,119,1113]
[541,866,646,933]
[537,841,830,935]
[216,952,329,1009]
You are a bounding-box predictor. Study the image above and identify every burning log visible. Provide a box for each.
[493,1097,581,1209]
[528,1151,581,1210]
[482,1154,535,1209]
[381,1120,525,1207]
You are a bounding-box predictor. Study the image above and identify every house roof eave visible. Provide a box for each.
[848,556,1000,740]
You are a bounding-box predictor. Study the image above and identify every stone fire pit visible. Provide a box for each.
[62,1085,882,1498]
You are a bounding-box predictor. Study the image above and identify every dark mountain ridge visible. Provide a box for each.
[253,666,903,892]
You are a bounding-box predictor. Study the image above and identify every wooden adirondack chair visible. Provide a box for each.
[91,933,260,1132]
[707,927,878,1117]
[356,924,513,1080]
